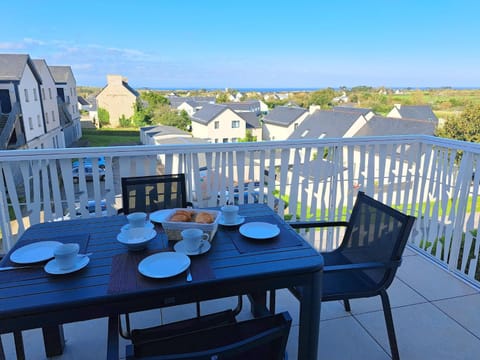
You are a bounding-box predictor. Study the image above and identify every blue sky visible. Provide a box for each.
[1,0,479,89]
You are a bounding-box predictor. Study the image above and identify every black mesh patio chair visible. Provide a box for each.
[288,191,416,360]
[124,311,292,360]
[121,174,191,214]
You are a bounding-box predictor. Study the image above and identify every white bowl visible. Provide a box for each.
[117,228,156,251]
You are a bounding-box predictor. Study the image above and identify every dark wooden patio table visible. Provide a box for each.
[0,204,323,359]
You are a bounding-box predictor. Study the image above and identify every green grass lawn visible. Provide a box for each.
[81,128,140,147]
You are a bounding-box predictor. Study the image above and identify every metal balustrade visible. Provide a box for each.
[1,134,480,286]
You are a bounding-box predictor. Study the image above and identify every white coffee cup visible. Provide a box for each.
[181,228,210,252]
[127,212,147,228]
[54,243,80,270]
[221,205,239,224]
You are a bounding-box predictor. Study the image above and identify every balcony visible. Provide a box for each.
[0,134,480,358]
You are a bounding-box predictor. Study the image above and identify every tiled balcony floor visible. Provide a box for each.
[2,246,480,359]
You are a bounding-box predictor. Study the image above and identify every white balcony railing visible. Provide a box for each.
[1,135,480,286]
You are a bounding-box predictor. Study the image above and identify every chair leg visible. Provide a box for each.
[107,316,119,360]
[13,331,25,360]
[196,301,201,317]
[380,290,400,360]
[0,335,5,360]
[343,299,351,312]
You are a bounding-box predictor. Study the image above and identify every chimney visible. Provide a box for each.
[107,75,124,85]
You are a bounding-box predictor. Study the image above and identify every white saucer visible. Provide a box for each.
[10,241,63,264]
[121,221,154,232]
[239,222,280,240]
[44,256,90,275]
[174,239,211,255]
[218,215,245,226]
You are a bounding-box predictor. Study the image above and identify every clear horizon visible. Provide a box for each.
[2,1,479,89]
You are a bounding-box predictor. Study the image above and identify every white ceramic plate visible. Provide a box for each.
[44,256,90,275]
[10,241,63,264]
[149,209,175,223]
[117,229,157,244]
[138,252,190,279]
[218,215,245,227]
[239,222,280,240]
[121,221,154,232]
[174,239,211,255]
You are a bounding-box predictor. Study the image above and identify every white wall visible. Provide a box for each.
[19,66,44,142]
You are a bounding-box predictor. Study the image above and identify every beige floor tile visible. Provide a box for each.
[357,302,480,360]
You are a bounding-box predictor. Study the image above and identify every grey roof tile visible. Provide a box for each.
[263,106,307,126]
[289,110,361,139]
[191,103,228,124]
[237,112,261,128]
[333,106,373,116]
[395,105,438,122]
[0,54,41,82]
[49,65,73,83]
[354,115,435,136]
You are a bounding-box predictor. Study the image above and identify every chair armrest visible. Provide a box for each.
[324,259,402,273]
[288,220,349,229]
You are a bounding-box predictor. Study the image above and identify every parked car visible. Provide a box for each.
[72,157,106,169]
[72,165,106,184]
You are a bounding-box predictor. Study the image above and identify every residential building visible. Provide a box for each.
[223,100,261,115]
[262,106,308,140]
[49,65,82,146]
[237,111,262,140]
[96,75,140,127]
[140,125,193,145]
[289,109,368,140]
[32,59,65,148]
[77,95,91,111]
[387,104,438,123]
[0,54,46,149]
[191,103,246,143]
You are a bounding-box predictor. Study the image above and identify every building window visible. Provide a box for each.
[24,89,29,102]
[66,96,70,104]
[33,88,38,101]
[70,88,73,96]
[52,111,56,122]
[42,88,46,100]
[232,120,240,128]
[214,139,219,143]
[37,115,41,127]
[48,88,52,99]
[294,123,299,130]
[28,117,33,130]
[214,121,219,129]
[232,138,238,142]
[45,112,49,124]
[222,138,228,143]
[72,105,75,114]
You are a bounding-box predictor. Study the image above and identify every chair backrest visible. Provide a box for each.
[340,191,416,289]
[127,312,292,360]
[121,174,188,214]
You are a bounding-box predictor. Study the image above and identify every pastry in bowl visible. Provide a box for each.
[195,212,214,224]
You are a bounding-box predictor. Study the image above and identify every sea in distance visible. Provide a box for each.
[144,86,480,92]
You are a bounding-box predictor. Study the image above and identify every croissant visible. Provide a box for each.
[195,212,214,224]
[170,213,191,222]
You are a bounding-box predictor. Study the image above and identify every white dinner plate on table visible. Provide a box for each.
[149,209,174,223]
[138,252,190,279]
[121,221,155,232]
[174,239,211,255]
[10,241,63,264]
[44,256,90,275]
[218,215,245,227]
[239,222,280,240]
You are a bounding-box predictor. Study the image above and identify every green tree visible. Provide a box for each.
[153,108,191,130]
[140,91,168,106]
[130,99,153,127]
[97,107,110,127]
[436,102,480,142]
[308,88,336,108]
[119,115,131,127]
[239,130,257,142]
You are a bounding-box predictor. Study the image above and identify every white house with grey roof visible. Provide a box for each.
[32,59,65,148]
[387,104,438,123]
[262,106,308,140]
[190,103,246,143]
[49,65,82,146]
[289,109,368,140]
[140,125,193,145]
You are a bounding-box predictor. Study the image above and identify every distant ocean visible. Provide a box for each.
[142,86,480,92]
